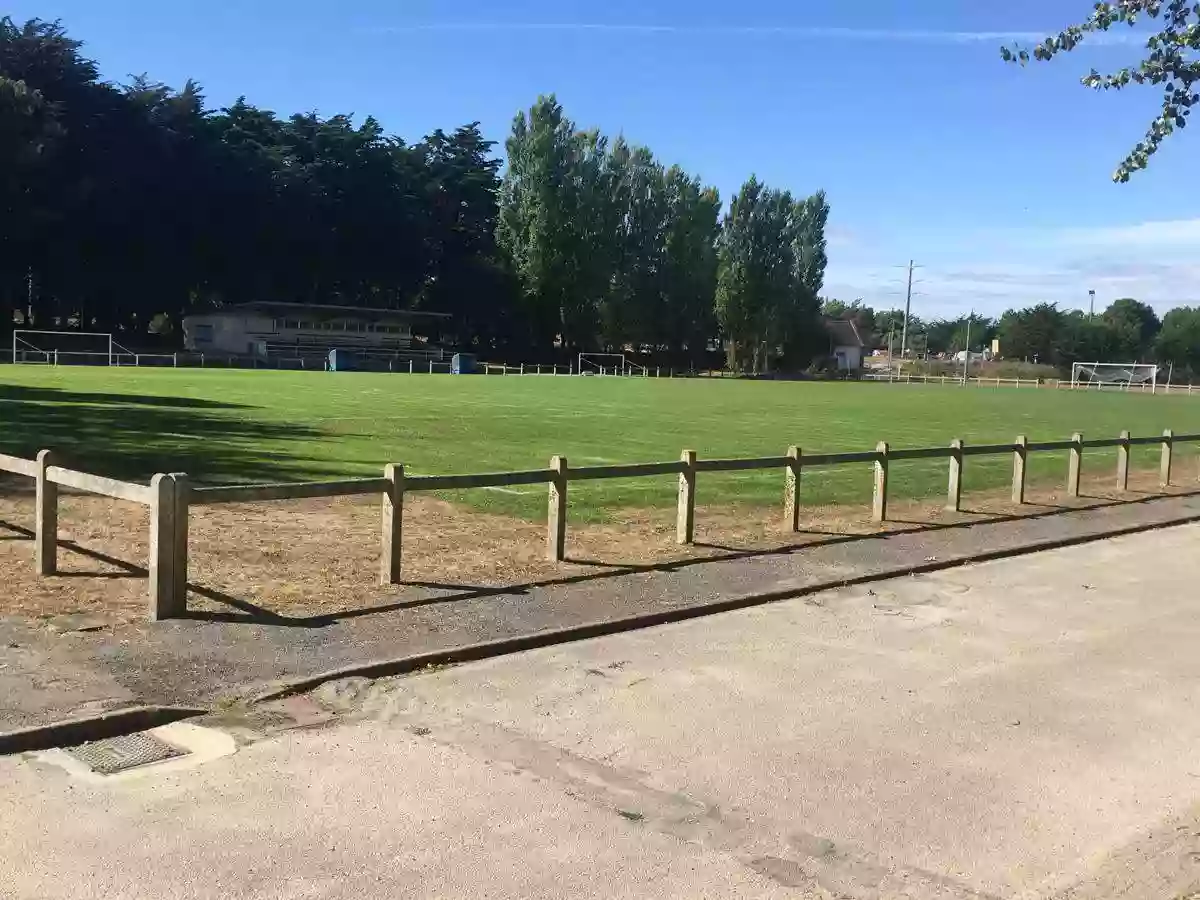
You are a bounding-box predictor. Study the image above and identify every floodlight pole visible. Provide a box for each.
[962,312,972,383]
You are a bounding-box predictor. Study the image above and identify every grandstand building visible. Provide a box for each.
[181,302,451,363]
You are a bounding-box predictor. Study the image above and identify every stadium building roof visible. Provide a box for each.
[226,302,451,320]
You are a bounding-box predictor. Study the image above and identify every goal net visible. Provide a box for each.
[12,330,115,366]
[577,353,648,376]
[1071,362,1159,392]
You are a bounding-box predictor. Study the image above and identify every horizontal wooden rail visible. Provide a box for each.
[889,446,954,461]
[802,450,882,467]
[46,466,151,504]
[191,478,388,505]
[570,461,685,480]
[406,470,550,491]
[0,453,38,477]
[960,443,1020,457]
[693,456,788,473]
[1026,439,1077,452]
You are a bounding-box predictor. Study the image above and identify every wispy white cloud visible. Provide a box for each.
[373,22,1145,46]
[825,218,1200,318]
[1052,218,1200,251]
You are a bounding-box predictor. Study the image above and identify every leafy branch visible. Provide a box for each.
[1001,1,1200,181]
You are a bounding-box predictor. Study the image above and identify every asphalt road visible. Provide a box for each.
[4,525,1200,899]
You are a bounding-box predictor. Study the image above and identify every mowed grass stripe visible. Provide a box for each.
[1,368,1196,521]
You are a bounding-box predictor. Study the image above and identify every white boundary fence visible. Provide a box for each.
[2,427,1198,623]
[862,372,1198,394]
[3,345,1198,392]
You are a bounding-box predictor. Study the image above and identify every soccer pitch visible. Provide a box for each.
[2,368,1198,521]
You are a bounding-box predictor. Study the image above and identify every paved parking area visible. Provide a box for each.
[4,525,1200,898]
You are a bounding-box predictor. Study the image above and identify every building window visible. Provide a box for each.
[193,324,214,344]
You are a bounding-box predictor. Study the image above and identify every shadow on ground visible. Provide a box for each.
[149,487,1199,628]
[0,383,337,486]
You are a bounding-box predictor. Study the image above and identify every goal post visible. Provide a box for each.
[577,352,648,376]
[12,330,115,366]
[1071,362,1159,393]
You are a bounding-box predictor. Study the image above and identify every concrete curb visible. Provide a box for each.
[0,706,206,756]
[251,511,1200,705]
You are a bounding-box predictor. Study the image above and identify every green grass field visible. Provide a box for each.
[2,368,1198,521]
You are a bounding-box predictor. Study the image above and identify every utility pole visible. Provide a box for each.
[900,260,915,359]
[897,260,921,360]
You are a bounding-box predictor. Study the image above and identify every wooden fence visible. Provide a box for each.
[1,428,1197,622]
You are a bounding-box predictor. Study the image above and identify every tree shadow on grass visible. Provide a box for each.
[0,385,251,410]
[0,383,342,488]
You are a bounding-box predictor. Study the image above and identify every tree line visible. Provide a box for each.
[826,297,1200,380]
[1,18,512,351]
[5,17,1196,377]
[1,18,829,369]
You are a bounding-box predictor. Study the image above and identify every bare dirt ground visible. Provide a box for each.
[1,468,1195,624]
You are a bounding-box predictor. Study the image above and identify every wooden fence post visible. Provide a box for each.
[380,463,405,584]
[148,473,178,621]
[946,439,964,512]
[1012,435,1028,504]
[1160,429,1174,487]
[872,442,889,523]
[171,472,190,612]
[676,450,696,545]
[35,449,57,576]
[784,446,802,532]
[1117,430,1131,492]
[1067,432,1083,498]
[546,456,568,561]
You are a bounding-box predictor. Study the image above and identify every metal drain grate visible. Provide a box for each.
[67,731,187,775]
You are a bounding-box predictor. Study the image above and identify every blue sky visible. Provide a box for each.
[8,0,1198,319]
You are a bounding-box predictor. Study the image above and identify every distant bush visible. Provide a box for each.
[903,360,1060,381]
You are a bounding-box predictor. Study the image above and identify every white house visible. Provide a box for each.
[825,318,866,371]
[182,302,450,360]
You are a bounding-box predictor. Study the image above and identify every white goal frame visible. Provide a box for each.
[1071,361,1159,393]
[8,330,172,367]
[12,330,116,366]
[577,352,648,377]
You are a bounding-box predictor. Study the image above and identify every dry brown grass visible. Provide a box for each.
[0,468,1194,624]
